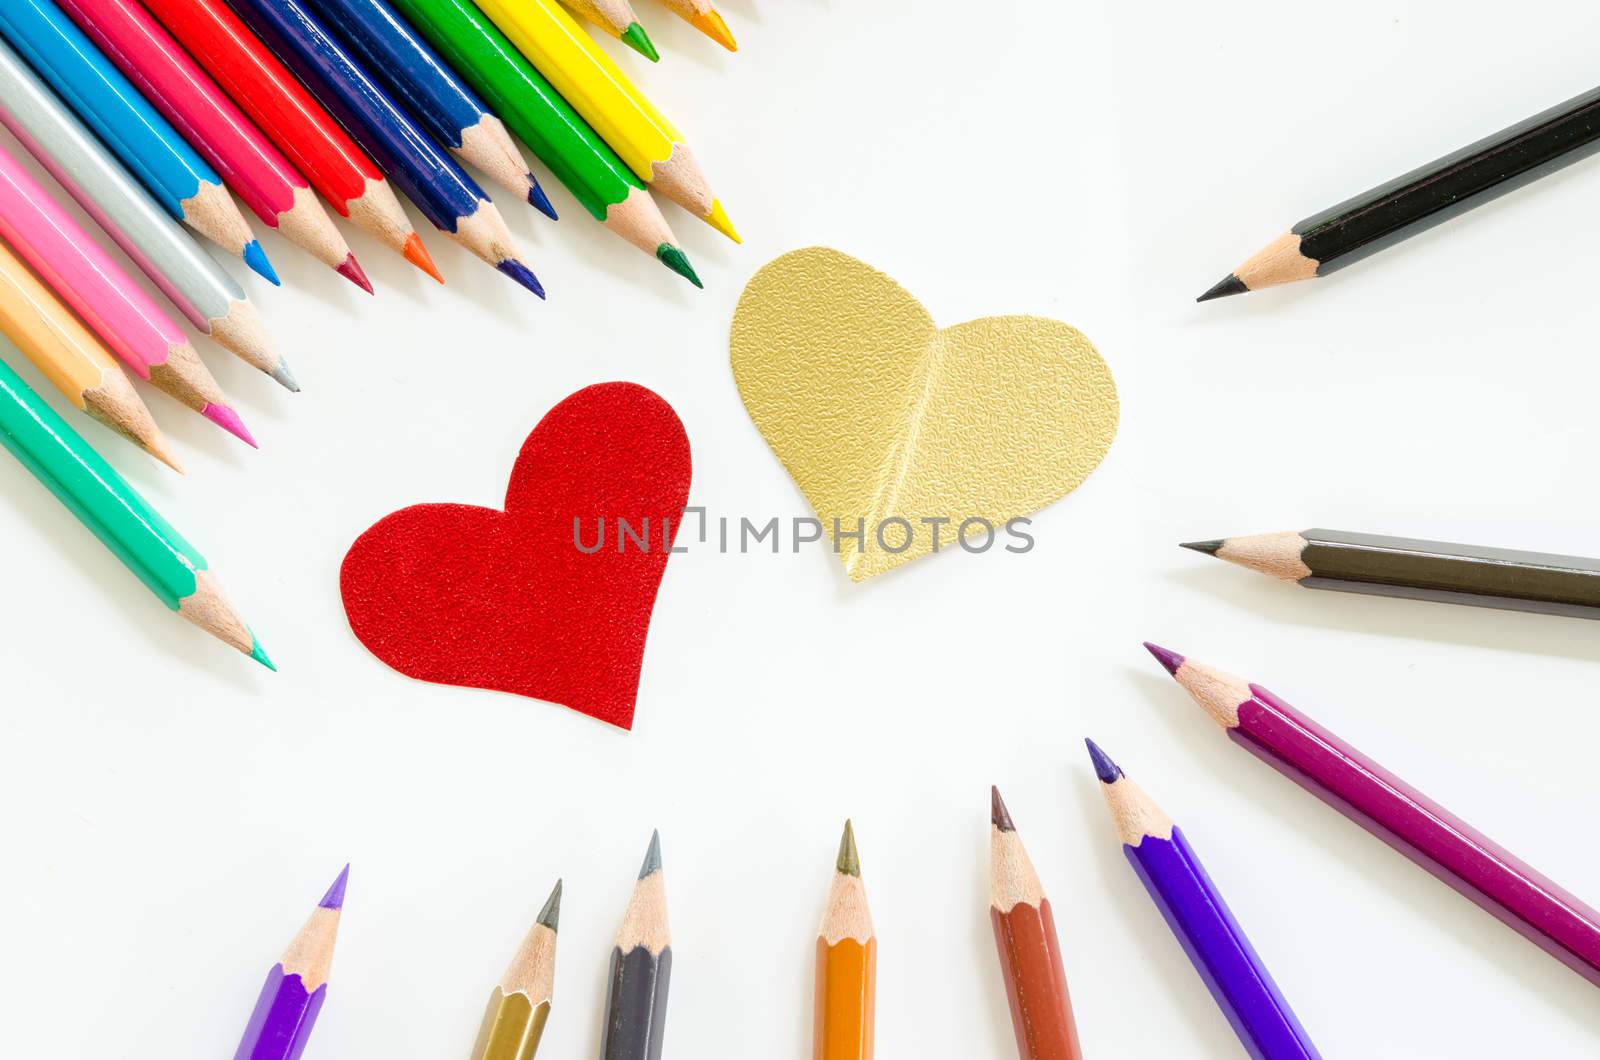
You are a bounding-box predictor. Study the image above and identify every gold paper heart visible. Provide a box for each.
[731,247,1119,581]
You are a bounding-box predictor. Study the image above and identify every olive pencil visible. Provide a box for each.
[0,37,294,389]
[989,788,1082,1060]
[557,0,657,61]
[226,0,544,295]
[1184,528,1600,620]
[1200,84,1600,301]
[815,820,874,1060]
[54,0,368,290]
[0,0,274,281]
[233,866,347,1060]
[1088,739,1323,1060]
[385,0,700,284]
[0,353,268,663]
[601,831,671,1060]
[470,880,562,1060]
[1146,643,1600,987]
[303,0,554,212]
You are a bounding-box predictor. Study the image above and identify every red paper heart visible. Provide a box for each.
[339,383,692,729]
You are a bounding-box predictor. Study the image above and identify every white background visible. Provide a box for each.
[3,0,1600,1056]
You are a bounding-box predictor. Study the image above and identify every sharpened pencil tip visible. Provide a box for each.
[691,9,737,50]
[242,241,280,286]
[270,357,301,393]
[1143,641,1185,676]
[835,819,860,877]
[1085,738,1124,784]
[639,830,662,879]
[402,233,444,283]
[537,879,562,931]
[1197,273,1247,302]
[1180,539,1223,556]
[497,259,545,299]
[202,402,257,448]
[527,178,558,220]
[249,633,275,671]
[320,864,349,909]
[990,786,1015,832]
[705,199,740,243]
[148,433,184,474]
[335,253,373,293]
[620,21,659,61]
[656,244,702,287]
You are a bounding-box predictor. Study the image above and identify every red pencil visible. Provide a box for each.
[141,0,441,282]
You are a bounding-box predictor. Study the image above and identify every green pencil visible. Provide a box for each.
[0,350,270,667]
[388,0,700,286]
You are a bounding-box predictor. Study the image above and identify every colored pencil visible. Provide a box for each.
[386,0,700,285]
[142,0,441,282]
[0,37,295,389]
[471,0,737,241]
[0,354,268,661]
[1183,528,1600,620]
[1145,643,1600,987]
[601,831,671,1060]
[1087,739,1323,1060]
[470,880,561,1060]
[0,139,253,445]
[226,0,544,295]
[0,0,274,282]
[55,0,368,291]
[815,820,874,1060]
[304,0,553,214]
[233,866,347,1060]
[653,0,736,52]
[557,0,658,61]
[1198,85,1600,302]
[989,788,1082,1060]
[0,240,176,467]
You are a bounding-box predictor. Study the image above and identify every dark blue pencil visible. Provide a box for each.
[299,0,555,219]
[226,0,543,296]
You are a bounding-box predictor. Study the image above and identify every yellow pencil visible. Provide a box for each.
[0,236,177,470]
[472,0,738,242]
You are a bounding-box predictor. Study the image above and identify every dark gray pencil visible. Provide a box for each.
[1183,529,1600,619]
[600,831,671,1060]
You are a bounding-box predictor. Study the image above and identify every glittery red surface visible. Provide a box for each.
[339,383,692,729]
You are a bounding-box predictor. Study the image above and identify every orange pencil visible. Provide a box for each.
[815,820,875,1060]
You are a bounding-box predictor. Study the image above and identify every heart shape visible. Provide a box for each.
[339,383,691,729]
[731,248,1119,581]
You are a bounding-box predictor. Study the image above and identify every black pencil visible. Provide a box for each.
[1183,529,1600,619]
[600,830,671,1060]
[1198,85,1600,301]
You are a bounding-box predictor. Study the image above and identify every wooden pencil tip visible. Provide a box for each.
[1143,641,1185,676]
[1085,738,1123,784]
[639,830,662,879]
[149,434,185,474]
[249,633,275,671]
[527,178,558,220]
[320,864,349,909]
[691,10,738,51]
[537,879,562,931]
[1197,273,1248,302]
[336,253,374,294]
[704,199,741,243]
[243,240,280,286]
[620,21,660,61]
[835,819,860,877]
[990,786,1015,832]
[1180,539,1223,556]
[497,259,545,298]
[402,233,444,283]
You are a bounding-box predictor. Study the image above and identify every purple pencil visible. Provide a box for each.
[1087,739,1323,1060]
[233,866,348,1060]
[1145,642,1600,988]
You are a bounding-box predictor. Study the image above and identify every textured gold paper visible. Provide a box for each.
[731,247,1119,580]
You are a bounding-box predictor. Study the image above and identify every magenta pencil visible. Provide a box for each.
[1144,642,1600,987]
[234,866,347,1060]
[53,0,369,291]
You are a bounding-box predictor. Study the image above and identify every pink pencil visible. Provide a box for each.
[55,0,370,292]
[0,138,254,445]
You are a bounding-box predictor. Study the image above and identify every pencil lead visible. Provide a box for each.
[1197,273,1247,302]
[335,253,373,294]
[497,259,545,299]
[148,433,184,474]
[537,879,562,931]
[705,199,740,243]
[829,820,860,877]
[639,830,662,879]
[270,357,301,393]
[1085,738,1124,784]
[1180,539,1223,556]
[690,9,737,51]
[990,786,1015,832]
[202,402,258,448]
[320,864,349,909]
[656,244,702,287]
[527,177,558,220]
[1143,641,1185,676]
[402,233,444,284]
[619,22,659,62]
[249,633,275,671]
[242,240,280,286]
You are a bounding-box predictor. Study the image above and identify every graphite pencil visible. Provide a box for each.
[557,0,658,61]
[233,866,347,1060]
[470,880,561,1060]
[816,821,874,1060]
[1184,528,1600,620]
[601,831,671,1060]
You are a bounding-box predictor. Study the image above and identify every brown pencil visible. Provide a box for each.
[815,820,874,1060]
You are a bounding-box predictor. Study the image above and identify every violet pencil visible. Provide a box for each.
[234,865,348,1060]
